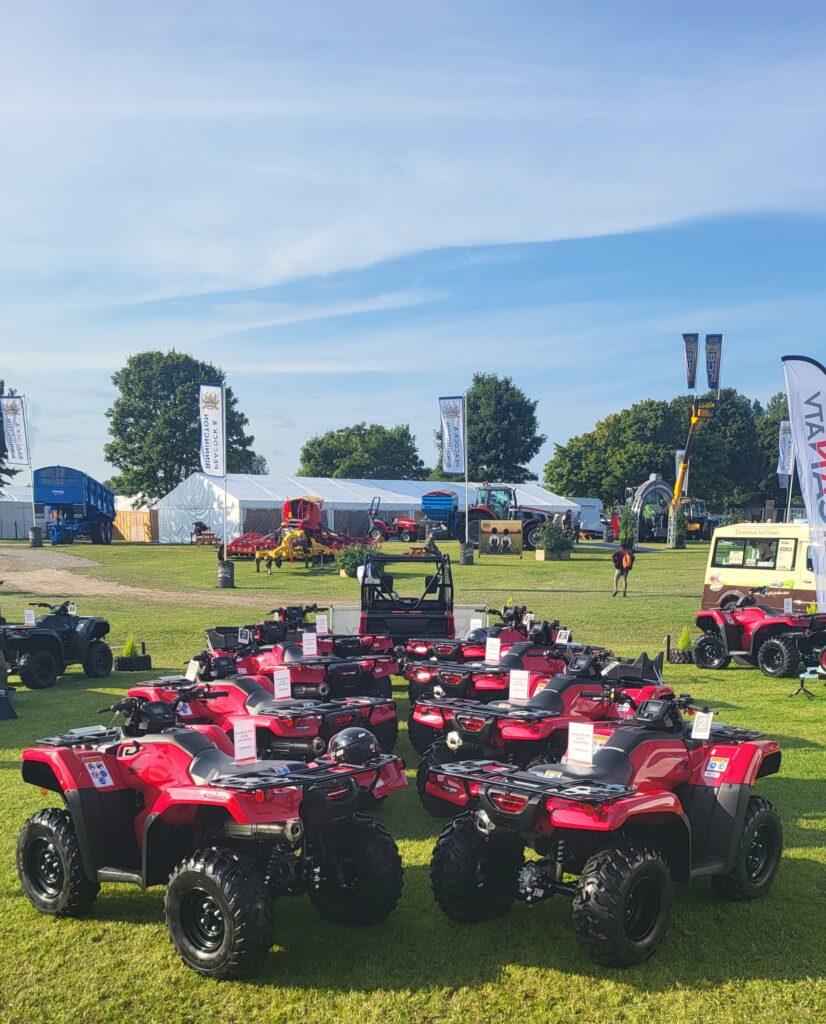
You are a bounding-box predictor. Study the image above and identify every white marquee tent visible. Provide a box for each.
[0,483,35,540]
[156,473,578,544]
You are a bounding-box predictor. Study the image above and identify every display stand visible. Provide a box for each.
[789,668,818,700]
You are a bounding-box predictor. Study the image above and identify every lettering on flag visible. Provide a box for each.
[0,396,30,465]
[682,334,699,390]
[199,384,225,478]
[439,396,466,475]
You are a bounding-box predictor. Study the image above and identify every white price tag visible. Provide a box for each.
[469,617,483,632]
[556,628,571,643]
[783,597,793,615]
[24,609,35,626]
[508,669,530,702]
[315,614,329,635]
[233,717,257,764]
[68,603,77,615]
[485,637,501,664]
[185,659,201,682]
[302,631,318,657]
[272,668,292,700]
[691,710,714,740]
[238,627,251,645]
[567,721,594,766]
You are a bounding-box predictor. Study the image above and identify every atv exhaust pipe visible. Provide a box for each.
[293,683,331,699]
[266,736,326,758]
[225,819,304,844]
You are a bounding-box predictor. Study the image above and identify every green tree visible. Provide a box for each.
[754,391,789,503]
[0,379,21,486]
[298,422,426,479]
[104,351,262,502]
[434,374,546,482]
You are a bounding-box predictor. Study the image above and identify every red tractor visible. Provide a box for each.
[425,693,782,966]
[694,590,826,677]
[461,485,553,550]
[368,497,418,543]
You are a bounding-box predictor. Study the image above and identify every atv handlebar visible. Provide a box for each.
[578,686,639,709]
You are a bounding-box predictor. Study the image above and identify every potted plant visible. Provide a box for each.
[668,626,694,664]
[115,635,152,672]
[335,545,368,578]
[534,521,575,561]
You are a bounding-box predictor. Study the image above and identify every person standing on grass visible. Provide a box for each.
[573,510,582,543]
[612,541,635,597]
[611,509,620,541]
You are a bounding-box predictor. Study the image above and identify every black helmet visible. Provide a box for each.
[327,727,380,765]
[280,643,304,664]
[465,627,488,643]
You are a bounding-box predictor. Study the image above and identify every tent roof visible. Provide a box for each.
[158,473,578,512]
[0,483,32,503]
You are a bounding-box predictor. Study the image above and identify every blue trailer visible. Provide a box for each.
[33,466,115,545]
[421,490,460,539]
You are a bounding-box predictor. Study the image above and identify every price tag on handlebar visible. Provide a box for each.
[315,613,329,635]
[23,609,35,626]
[692,710,714,740]
[508,669,530,702]
[556,628,571,643]
[783,597,793,615]
[302,631,318,657]
[469,617,483,632]
[185,659,201,682]
[238,627,251,645]
[272,668,292,701]
[485,637,501,664]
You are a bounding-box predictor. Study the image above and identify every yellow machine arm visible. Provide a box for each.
[672,399,716,508]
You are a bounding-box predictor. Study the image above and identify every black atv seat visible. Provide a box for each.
[280,643,344,666]
[189,747,305,786]
[245,690,320,715]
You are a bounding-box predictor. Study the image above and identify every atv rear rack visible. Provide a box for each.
[429,759,635,804]
[37,726,123,748]
[415,695,560,722]
[209,754,398,792]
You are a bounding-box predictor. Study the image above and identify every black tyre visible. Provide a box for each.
[309,814,402,925]
[523,522,542,551]
[369,717,398,754]
[90,523,103,544]
[368,676,393,699]
[430,812,524,922]
[467,517,482,546]
[572,841,672,967]
[165,847,273,979]
[712,796,782,901]
[17,809,99,916]
[417,740,470,817]
[756,636,801,678]
[399,531,412,543]
[83,640,113,679]
[408,714,440,756]
[18,649,59,689]
[693,634,731,671]
[370,527,384,542]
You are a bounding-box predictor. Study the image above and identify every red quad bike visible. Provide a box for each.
[247,605,395,658]
[128,677,399,756]
[413,653,672,815]
[17,700,406,979]
[426,693,783,967]
[401,605,563,666]
[405,640,614,707]
[694,590,826,678]
[368,497,418,543]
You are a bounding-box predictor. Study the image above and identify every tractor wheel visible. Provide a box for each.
[18,649,59,689]
[572,841,672,966]
[17,809,99,916]
[90,523,102,544]
[467,517,482,546]
[165,848,273,979]
[430,812,523,922]
[83,640,113,679]
[693,634,731,670]
[524,522,543,551]
[416,740,473,817]
[370,528,384,542]
[399,531,412,543]
[369,717,398,754]
[712,796,782,901]
[309,814,402,925]
[407,713,440,756]
[756,636,802,678]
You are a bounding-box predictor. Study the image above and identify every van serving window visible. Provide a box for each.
[712,537,796,572]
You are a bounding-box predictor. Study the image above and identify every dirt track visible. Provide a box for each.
[0,545,269,607]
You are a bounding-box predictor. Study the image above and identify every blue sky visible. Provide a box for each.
[2,2,826,483]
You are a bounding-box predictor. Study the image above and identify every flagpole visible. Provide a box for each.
[221,384,228,559]
[786,443,796,523]
[23,396,35,533]
[463,392,469,546]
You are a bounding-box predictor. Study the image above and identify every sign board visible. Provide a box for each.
[508,669,530,702]
[185,659,201,682]
[479,520,523,557]
[233,717,257,764]
[556,629,571,643]
[469,617,483,632]
[238,627,251,645]
[691,710,714,741]
[302,631,318,657]
[567,721,594,766]
[315,613,329,635]
[272,668,292,700]
[784,597,794,615]
[68,603,77,616]
[23,609,35,626]
[485,636,501,664]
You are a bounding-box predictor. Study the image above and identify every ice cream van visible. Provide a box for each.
[702,521,816,612]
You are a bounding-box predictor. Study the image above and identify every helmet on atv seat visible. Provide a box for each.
[464,627,488,643]
[281,643,305,663]
[327,727,380,765]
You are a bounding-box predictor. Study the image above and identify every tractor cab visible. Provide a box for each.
[475,486,516,519]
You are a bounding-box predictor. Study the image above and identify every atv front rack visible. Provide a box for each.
[429,759,635,805]
[209,753,398,793]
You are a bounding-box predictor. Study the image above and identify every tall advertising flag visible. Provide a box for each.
[705,334,723,390]
[439,396,466,475]
[777,419,793,486]
[0,396,30,465]
[782,356,826,610]
[199,384,225,478]
[682,334,699,390]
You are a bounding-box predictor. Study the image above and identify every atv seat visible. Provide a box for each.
[189,747,305,785]
[280,643,344,666]
[245,690,318,715]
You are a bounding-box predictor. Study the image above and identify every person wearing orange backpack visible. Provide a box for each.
[611,541,635,597]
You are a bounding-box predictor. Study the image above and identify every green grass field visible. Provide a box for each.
[0,540,824,1024]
